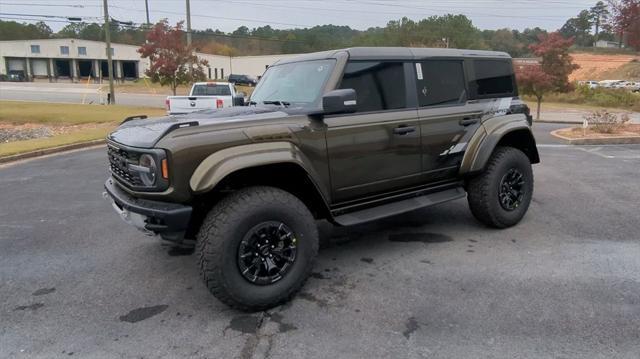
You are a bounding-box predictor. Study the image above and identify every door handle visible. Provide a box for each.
[459,117,479,126]
[393,125,416,135]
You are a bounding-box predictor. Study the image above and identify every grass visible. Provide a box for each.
[0,127,110,157]
[522,88,640,113]
[597,61,640,81]
[0,101,166,125]
[0,101,167,158]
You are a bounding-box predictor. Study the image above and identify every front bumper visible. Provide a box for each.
[103,177,192,234]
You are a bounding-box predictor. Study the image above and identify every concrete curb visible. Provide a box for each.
[0,139,106,164]
[550,129,640,145]
[534,120,585,125]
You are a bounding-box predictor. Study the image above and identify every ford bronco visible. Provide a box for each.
[104,47,539,311]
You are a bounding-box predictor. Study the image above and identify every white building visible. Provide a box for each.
[0,38,298,82]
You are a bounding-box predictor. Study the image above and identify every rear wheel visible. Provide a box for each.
[467,146,534,228]
[196,186,318,311]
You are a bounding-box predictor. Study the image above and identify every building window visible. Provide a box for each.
[221,68,224,79]
[214,68,218,79]
[30,45,40,54]
[106,47,114,56]
[415,60,466,107]
[78,47,87,56]
[60,46,69,55]
[339,61,406,113]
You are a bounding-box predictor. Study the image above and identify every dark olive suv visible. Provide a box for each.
[104,47,539,311]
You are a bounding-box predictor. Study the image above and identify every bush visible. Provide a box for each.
[584,110,628,134]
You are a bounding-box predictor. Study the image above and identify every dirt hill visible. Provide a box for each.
[570,53,640,81]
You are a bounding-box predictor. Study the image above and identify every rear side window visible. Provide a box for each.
[415,60,466,107]
[472,60,515,97]
[191,84,232,96]
[339,61,406,112]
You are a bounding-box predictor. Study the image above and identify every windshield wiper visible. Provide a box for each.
[262,100,290,107]
[248,100,257,106]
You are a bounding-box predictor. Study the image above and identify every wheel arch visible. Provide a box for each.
[461,115,539,175]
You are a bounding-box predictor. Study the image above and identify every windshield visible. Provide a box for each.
[250,59,336,107]
[191,84,232,96]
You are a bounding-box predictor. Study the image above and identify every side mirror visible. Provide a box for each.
[233,94,245,106]
[322,89,357,115]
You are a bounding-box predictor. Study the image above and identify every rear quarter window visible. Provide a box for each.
[471,59,516,98]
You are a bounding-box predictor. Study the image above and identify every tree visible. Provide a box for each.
[590,1,610,42]
[559,10,594,46]
[530,32,579,92]
[608,0,640,50]
[516,65,555,120]
[138,19,208,95]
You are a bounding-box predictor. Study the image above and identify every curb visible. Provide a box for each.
[550,129,640,145]
[534,120,585,125]
[0,139,106,164]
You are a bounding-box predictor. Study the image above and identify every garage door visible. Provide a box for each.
[32,59,48,76]
[7,59,25,71]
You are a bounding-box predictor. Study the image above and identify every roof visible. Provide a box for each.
[275,46,511,65]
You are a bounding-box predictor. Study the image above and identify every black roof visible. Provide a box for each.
[275,47,511,65]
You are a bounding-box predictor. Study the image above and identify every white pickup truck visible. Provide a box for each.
[165,82,245,115]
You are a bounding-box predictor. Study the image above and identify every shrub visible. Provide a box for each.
[584,110,627,134]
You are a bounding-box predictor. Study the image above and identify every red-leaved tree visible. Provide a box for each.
[608,0,640,50]
[529,32,579,92]
[516,32,579,120]
[516,65,554,120]
[138,19,208,95]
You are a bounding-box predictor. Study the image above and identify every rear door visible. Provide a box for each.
[325,61,422,203]
[415,59,482,183]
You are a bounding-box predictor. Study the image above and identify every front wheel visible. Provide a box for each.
[196,186,318,311]
[467,146,534,228]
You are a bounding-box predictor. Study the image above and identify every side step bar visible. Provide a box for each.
[332,187,466,226]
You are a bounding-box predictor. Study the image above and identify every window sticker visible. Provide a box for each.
[415,63,423,80]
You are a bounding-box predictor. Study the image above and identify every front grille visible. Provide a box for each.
[107,144,143,187]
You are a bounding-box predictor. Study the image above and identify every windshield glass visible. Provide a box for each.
[191,84,232,96]
[250,59,336,106]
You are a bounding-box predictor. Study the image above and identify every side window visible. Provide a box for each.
[415,60,466,107]
[472,59,515,97]
[339,61,406,113]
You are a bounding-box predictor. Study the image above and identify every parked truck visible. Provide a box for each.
[165,82,245,115]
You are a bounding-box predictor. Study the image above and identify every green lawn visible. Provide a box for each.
[0,101,166,158]
[0,101,166,125]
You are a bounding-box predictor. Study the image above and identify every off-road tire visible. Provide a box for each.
[196,186,318,311]
[467,146,534,228]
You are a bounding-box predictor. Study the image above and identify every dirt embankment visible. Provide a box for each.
[570,53,640,81]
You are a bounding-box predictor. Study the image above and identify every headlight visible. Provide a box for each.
[138,154,157,186]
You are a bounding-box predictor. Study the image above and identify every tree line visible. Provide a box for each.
[0,0,637,56]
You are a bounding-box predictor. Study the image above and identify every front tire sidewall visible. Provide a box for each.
[220,205,315,304]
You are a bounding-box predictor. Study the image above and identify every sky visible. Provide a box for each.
[0,0,599,33]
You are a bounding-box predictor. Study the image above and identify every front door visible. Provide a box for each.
[414,59,483,183]
[325,61,422,203]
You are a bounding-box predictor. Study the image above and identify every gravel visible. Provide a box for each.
[0,126,53,143]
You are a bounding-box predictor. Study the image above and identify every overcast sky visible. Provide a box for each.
[0,0,598,33]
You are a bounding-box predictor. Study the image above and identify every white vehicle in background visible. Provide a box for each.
[625,81,640,92]
[165,82,246,115]
[598,80,624,88]
[578,80,599,89]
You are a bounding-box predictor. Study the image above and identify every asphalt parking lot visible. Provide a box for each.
[1,124,639,358]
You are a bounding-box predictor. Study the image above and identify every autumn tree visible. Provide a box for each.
[608,0,640,50]
[530,32,579,92]
[517,32,578,120]
[138,19,208,95]
[516,65,554,120]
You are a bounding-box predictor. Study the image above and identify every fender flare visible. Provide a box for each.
[460,114,538,174]
[189,141,330,201]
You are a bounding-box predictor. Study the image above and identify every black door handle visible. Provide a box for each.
[459,117,479,126]
[393,125,416,135]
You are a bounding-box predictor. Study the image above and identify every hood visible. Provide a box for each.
[108,106,296,148]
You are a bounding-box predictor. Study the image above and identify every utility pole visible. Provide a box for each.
[186,0,192,46]
[186,0,193,79]
[103,0,115,104]
[145,0,150,25]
